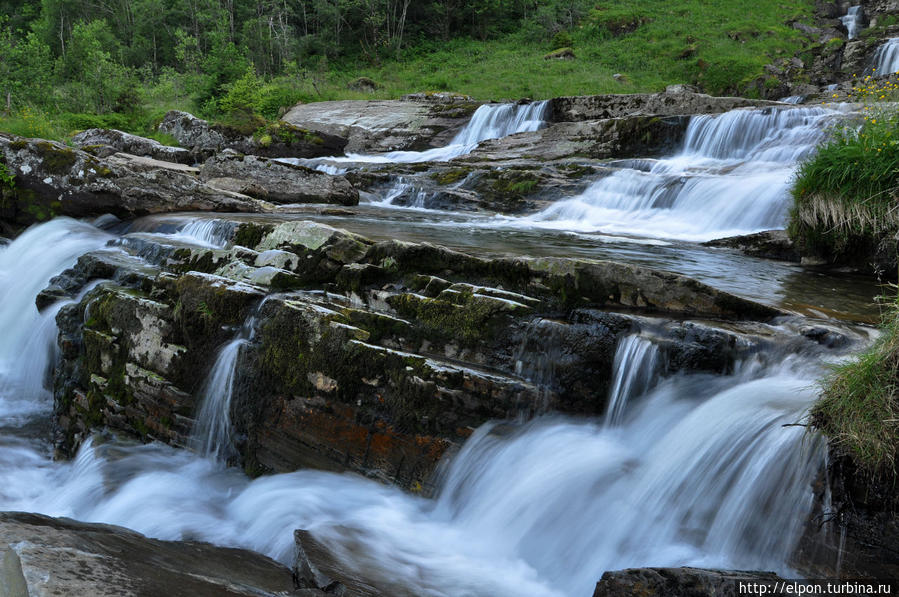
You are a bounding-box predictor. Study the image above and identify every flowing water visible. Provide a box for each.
[509,106,843,241]
[281,100,549,172]
[874,38,899,76]
[604,335,660,426]
[0,225,832,595]
[0,99,876,595]
[841,6,864,40]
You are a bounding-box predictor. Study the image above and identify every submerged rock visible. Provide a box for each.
[704,230,800,262]
[0,512,301,597]
[200,151,359,206]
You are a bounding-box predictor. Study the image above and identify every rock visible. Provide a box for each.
[612,73,629,83]
[71,128,194,164]
[0,511,300,597]
[792,447,899,578]
[281,97,482,153]
[704,230,800,262]
[157,111,227,158]
[593,567,784,597]
[157,110,348,160]
[200,151,359,206]
[293,530,388,596]
[551,89,781,122]
[347,76,379,91]
[545,47,575,60]
[50,219,793,488]
[0,133,262,226]
[464,115,690,162]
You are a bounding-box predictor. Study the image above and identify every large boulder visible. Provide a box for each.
[464,115,689,162]
[551,88,781,122]
[0,134,262,226]
[71,128,194,164]
[200,151,359,206]
[281,95,482,153]
[158,110,348,160]
[0,512,306,597]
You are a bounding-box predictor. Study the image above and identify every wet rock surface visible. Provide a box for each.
[0,512,305,597]
[47,217,829,490]
[705,230,801,262]
[592,567,784,597]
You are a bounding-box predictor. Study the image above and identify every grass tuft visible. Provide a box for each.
[812,292,899,474]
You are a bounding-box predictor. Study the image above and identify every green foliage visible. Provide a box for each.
[0,0,818,142]
[0,161,15,189]
[218,68,262,115]
[812,293,899,473]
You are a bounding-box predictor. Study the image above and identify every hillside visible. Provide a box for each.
[0,0,820,139]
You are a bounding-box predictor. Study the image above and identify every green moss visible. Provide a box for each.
[34,141,78,174]
[233,222,273,249]
[385,290,520,344]
[431,167,472,185]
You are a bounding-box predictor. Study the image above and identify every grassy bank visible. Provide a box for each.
[788,79,899,276]
[0,0,815,143]
[812,296,899,474]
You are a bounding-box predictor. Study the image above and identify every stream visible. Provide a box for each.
[0,99,882,596]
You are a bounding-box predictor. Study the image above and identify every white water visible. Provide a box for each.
[841,6,863,40]
[873,38,899,76]
[604,335,660,426]
[507,106,843,241]
[191,307,262,461]
[0,220,831,596]
[282,100,549,172]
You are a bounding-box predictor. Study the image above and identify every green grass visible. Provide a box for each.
[788,96,899,266]
[326,0,814,100]
[812,294,899,473]
[0,0,816,142]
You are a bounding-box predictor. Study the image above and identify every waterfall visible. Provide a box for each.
[175,219,236,248]
[0,220,834,596]
[280,100,550,170]
[451,101,549,147]
[604,335,659,426]
[840,6,864,40]
[519,105,842,241]
[873,38,899,76]
[191,306,262,461]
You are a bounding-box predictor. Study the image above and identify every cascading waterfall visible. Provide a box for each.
[0,220,834,596]
[604,335,660,426]
[841,6,864,40]
[517,105,843,241]
[281,100,549,172]
[191,305,263,461]
[873,38,899,76]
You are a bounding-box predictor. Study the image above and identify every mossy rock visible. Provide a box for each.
[544,47,576,60]
[347,76,379,92]
[34,142,78,175]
